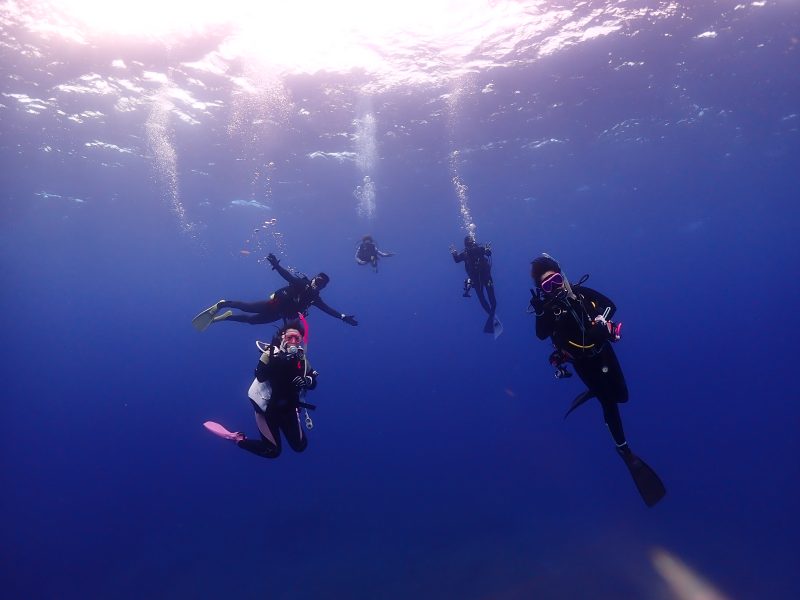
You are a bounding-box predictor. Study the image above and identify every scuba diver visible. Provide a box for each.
[192,253,358,331]
[204,319,319,459]
[530,254,666,507]
[451,235,501,336]
[355,235,394,272]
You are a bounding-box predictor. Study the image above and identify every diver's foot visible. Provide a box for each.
[462,292,471,298]
[212,310,233,323]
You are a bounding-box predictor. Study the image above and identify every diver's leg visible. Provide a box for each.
[279,408,308,453]
[486,277,497,313]
[601,345,628,403]
[573,347,628,404]
[475,283,493,315]
[225,312,280,325]
[219,299,273,313]
[600,398,629,452]
[236,411,282,458]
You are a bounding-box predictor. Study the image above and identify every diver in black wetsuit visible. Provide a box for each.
[530,254,665,506]
[205,321,319,459]
[194,253,358,329]
[355,235,394,272]
[451,235,497,333]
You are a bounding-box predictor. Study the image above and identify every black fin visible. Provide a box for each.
[620,451,667,507]
[564,390,595,419]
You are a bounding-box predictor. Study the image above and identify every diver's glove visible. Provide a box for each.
[293,375,313,389]
[592,315,622,342]
[529,288,546,315]
[341,314,358,326]
[266,253,280,269]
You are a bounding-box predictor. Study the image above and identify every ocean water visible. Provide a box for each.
[1,2,798,599]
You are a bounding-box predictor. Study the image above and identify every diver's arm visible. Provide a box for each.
[530,289,555,339]
[355,247,367,264]
[254,348,277,382]
[377,249,393,257]
[274,262,303,285]
[535,313,556,340]
[312,297,350,321]
[578,286,617,320]
[452,249,465,263]
[303,362,319,390]
[267,253,303,284]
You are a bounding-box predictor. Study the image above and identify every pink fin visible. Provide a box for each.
[203,421,244,442]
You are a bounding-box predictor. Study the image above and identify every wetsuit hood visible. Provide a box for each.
[531,255,561,285]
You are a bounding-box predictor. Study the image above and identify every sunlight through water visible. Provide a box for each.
[2,1,681,88]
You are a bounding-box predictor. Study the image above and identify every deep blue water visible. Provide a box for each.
[1,2,799,599]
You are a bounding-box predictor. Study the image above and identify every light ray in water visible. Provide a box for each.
[651,547,732,600]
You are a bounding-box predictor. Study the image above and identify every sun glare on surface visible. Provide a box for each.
[8,0,538,81]
[5,1,679,87]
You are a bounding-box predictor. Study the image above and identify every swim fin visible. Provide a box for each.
[192,301,223,332]
[203,421,245,443]
[492,315,503,339]
[483,314,503,338]
[564,390,595,419]
[618,448,667,507]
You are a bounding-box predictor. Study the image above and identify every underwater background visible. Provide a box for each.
[1,2,798,598]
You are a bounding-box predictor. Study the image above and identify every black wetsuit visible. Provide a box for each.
[534,285,628,446]
[355,240,392,271]
[237,346,319,459]
[220,263,348,324]
[452,243,497,318]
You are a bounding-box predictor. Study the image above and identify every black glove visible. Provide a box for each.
[293,375,312,389]
[588,317,615,344]
[342,314,358,326]
[267,253,279,269]
[530,288,545,313]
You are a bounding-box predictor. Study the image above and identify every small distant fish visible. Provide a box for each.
[231,199,271,210]
[240,250,251,256]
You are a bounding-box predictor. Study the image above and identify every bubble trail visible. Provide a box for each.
[145,89,195,237]
[446,78,478,238]
[353,112,377,219]
[449,150,475,238]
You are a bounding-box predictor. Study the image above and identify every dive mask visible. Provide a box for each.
[540,272,564,293]
[281,331,304,358]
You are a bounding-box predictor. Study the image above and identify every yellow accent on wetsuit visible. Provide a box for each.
[568,340,595,350]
